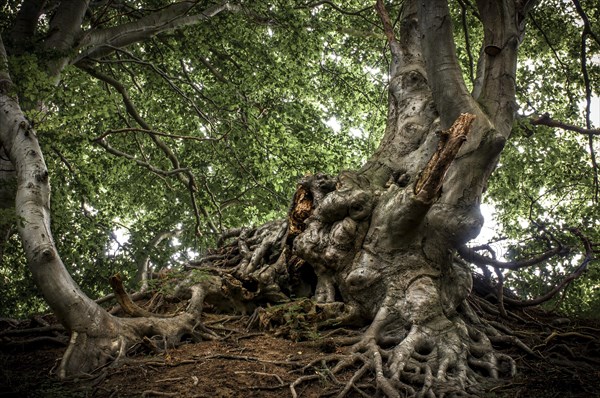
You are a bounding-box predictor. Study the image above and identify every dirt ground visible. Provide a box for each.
[1,308,599,398]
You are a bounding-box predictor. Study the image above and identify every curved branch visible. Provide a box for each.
[502,257,591,307]
[482,228,593,308]
[531,113,600,136]
[571,0,600,201]
[0,36,12,92]
[110,274,175,318]
[75,1,237,63]
[94,137,190,177]
[374,0,402,70]
[95,127,222,143]
[458,244,566,270]
[79,63,218,234]
[92,47,213,124]
[43,0,90,78]
[299,0,372,16]
[76,62,149,129]
[572,0,600,46]
[458,0,475,84]
[0,88,113,332]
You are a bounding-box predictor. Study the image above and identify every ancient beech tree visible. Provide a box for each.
[0,0,596,397]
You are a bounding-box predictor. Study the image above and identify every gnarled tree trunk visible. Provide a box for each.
[222,0,528,395]
[0,0,536,396]
[188,1,530,395]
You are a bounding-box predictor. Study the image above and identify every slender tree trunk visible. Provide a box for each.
[0,155,15,265]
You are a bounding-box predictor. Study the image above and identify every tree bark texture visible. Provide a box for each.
[0,0,534,396]
[237,1,526,394]
[186,2,529,395]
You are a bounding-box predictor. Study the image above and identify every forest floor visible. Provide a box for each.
[1,302,599,398]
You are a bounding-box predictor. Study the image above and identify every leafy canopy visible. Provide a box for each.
[0,0,598,317]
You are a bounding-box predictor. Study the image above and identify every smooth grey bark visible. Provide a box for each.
[0,151,16,267]
[73,1,238,63]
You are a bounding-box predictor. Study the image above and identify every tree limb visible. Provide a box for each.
[8,0,46,52]
[531,113,600,136]
[0,36,12,93]
[418,0,476,127]
[77,62,150,129]
[299,1,372,16]
[75,1,237,63]
[43,0,90,78]
[457,0,475,84]
[484,228,593,308]
[95,127,222,143]
[92,46,213,125]
[109,273,174,318]
[473,0,525,135]
[374,0,402,68]
[458,244,567,270]
[571,0,600,201]
[79,63,218,234]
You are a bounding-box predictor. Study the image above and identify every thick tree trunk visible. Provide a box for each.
[282,1,524,395]
[0,0,533,395]
[191,3,527,396]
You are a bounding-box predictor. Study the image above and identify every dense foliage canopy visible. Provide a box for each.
[0,0,598,319]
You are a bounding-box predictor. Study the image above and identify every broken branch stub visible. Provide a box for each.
[414,113,476,202]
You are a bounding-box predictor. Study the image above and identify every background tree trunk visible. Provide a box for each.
[0,155,15,266]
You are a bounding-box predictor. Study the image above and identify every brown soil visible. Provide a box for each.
[1,309,599,398]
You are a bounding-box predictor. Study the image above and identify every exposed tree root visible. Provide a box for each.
[292,313,517,398]
[54,269,232,378]
[20,145,593,397]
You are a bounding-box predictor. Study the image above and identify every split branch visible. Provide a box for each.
[414,113,475,202]
[109,274,174,318]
